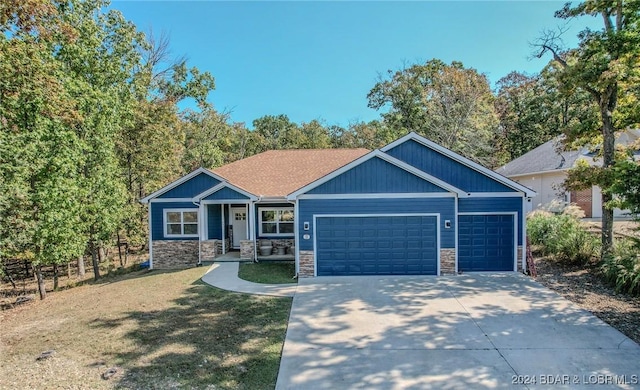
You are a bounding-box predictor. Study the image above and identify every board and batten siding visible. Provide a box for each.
[307,156,448,194]
[458,197,524,245]
[298,198,455,251]
[202,186,250,201]
[207,204,222,240]
[150,202,199,241]
[386,139,513,193]
[157,172,221,198]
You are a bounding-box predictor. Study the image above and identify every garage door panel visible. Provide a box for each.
[316,215,438,276]
[459,214,514,272]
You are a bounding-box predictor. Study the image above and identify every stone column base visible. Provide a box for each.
[440,248,456,275]
[240,240,254,260]
[201,240,219,261]
[299,250,314,277]
[517,245,523,273]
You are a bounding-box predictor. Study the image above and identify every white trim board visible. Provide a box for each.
[148,198,196,203]
[457,212,518,272]
[201,200,253,205]
[193,182,258,202]
[381,132,537,197]
[312,213,441,277]
[140,167,226,204]
[297,193,456,200]
[466,192,525,198]
[287,150,466,200]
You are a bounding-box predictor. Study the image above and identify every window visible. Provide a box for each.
[164,209,199,237]
[259,207,294,236]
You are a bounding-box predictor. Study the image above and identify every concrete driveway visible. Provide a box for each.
[276,273,640,389]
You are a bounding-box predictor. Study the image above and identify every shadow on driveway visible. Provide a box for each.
[276,273,640,389]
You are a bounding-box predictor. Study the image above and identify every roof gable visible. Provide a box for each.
[288,150,465,199]
[140,168,224,203]
[307,155,449,194]
[383,133,535,196]
[194,182,257,202]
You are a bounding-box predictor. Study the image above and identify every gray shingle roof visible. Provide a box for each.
[496,129,640,177]
[495,138,585,177]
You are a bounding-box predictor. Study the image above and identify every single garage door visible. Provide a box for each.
[315,215,438,276]
[458,214,515,272]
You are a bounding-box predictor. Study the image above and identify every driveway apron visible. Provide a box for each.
[276,273,640,389]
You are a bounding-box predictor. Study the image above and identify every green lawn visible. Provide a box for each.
[238,262,297,284]
[0,267,291,389]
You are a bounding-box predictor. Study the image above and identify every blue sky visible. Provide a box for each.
[111,1,599,128]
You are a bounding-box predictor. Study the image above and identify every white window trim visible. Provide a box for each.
[258,207,294,237]
[163,208,199,238]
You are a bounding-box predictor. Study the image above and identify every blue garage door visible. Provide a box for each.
[458,214,514,272]
[316,215,438,276]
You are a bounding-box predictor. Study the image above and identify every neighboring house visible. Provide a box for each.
[496,130,639,218]
[141,132,536,277]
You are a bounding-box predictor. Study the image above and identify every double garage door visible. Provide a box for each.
[316,215,438,276]
[315,214,515,276]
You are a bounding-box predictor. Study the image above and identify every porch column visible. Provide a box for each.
[249,202,257,261]
[198,203,205,264]
[221,204,226,254]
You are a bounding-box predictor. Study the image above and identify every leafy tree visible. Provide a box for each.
[0,1,85,298]
[295,120,332,149]
[534,0,640,257]
[252,114,299,151]
[494,67,598,163]
[367,59,499,165]
[183,107,234,170]
[329,120,395,150]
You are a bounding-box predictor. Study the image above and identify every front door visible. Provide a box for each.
[231,206,248,248]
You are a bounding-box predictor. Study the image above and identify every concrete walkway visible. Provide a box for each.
[276,273,640,389]
[200,262,297,297]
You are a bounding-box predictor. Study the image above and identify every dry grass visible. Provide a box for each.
[0,267,292,389]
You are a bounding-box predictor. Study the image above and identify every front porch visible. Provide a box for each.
[198,199,297,264]
[208,249,294,262]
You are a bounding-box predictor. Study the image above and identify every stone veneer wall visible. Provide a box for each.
[299,250,314,277]
[216,238,231,254]
[240,240,254,260]
[201,240,219,261]
[517,245,523,273]
[440,249,456,275]
[152,240,198,269]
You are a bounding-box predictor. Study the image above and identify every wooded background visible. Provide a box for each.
[1,1,639,298]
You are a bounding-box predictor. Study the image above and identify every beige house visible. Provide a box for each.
[496,130,639,218]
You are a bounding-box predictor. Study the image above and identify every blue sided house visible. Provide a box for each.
[140,132,536,277]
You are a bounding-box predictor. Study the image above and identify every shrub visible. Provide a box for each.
[527,210,599,264]
[601,238,640,295]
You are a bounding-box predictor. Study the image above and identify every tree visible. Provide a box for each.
[494,67,598,163]
[534,0,640,257]
[183,107,235,170]
[367,59,500,165]
[329,120,394,150]
[0,1,85,298]
[252,114,299,151]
